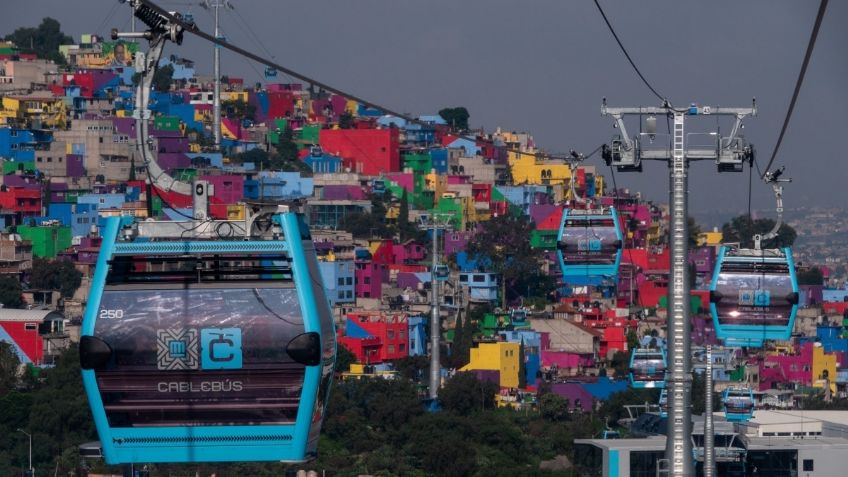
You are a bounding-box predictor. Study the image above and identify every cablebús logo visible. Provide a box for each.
[200,328,243,370]
[156,328,242,370]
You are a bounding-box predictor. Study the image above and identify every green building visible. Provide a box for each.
[18,225,72,258]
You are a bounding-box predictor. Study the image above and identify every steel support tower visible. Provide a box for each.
[602,101,756,477]
[419,213,453,401]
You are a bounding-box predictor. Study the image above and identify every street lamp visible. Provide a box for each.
[17,428,32,477]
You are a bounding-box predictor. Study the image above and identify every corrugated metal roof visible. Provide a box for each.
[0,308,65,322]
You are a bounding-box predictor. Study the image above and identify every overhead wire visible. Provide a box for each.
[592,0,668,106]
[761,0,829,179]
[136,0,577,162]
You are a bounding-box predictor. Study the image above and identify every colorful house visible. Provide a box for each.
[0,309,68,366]
[319,128,400,175]
[337,312,410,364]
[460,341,521,388]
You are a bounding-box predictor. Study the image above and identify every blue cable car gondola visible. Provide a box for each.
[722,387,755,422]
[556,206,623,284]
[658,389,668,418]
[79,213,335,464]
[628,348,667,389]
[433,264,450,281]
[709,247,799,347]
[372,179,386,195]
[509,307,529,328]
[264,66,278,79]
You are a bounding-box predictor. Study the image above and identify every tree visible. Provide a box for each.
[29,258,81,298]
[797,267,824,286]
[152,63,174,92]
[626,329,639,351]
[439,372,499,415]
[222,99,256,121]
[437,107,470,131]
[721,214,797,249]
[0,342,20,395]
[688,216,702,248]
[0,276,23,308]
[339,110,355,129]
[4,18,73,65]
[450,312,466,369]
[335,344,357,373]
[466,214,553,304]
[539,393,570,421]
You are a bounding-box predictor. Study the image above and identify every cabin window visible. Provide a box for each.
[25,323,37,330]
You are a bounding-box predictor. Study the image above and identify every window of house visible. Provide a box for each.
[338,291,344,299]
[803,460,814,471]
[388,330,395,339]
[346,277,353,285]
[473,275,485,283]
[400,330,405,339]
[364,277,370,284]
[399,344,406,352]
[388,345,395,354]
[338,278,345,286]
[459,274,468,282]
[346,290,353,299]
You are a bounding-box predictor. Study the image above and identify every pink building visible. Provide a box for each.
[199,175,245,205]
[355,260,385,299]
[759,344,814,391]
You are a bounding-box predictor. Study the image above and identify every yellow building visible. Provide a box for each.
[460,341,520,388]
[508,150,572,186]
[812,344,838,394]
[0,94,66,129]
[698,228,724,247]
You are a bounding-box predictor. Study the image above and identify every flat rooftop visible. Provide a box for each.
[745,410,848,427]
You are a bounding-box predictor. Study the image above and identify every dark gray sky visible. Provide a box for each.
[3,1,846,218]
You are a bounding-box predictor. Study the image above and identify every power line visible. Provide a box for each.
[761,0,829,178]
[592,0,666,105]
[136,0,576,161]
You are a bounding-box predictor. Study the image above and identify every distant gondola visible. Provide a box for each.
[628,348,667,389]
[556,206,623,282]
[722,387,755,422]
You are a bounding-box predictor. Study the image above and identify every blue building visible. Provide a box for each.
[304,151,342,174]
[318,260,356,307]
[77,193,125,210]
[445,137,480,157]
[430,148,448,174]
[71,204,100,237]
[243,171,314,200]
[0,128,37,162]
[458,271,499,303]
[799,325,848,356]
[186,152,224,169]
[407,315,427,357]
[823,287,848,303]
[496,185,549,215]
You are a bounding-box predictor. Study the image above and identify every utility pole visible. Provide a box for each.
[704,345,715,477]
[202,0,230,150]
[17,429,32,477]
[602,100,756,477]
[420,213,452,403]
